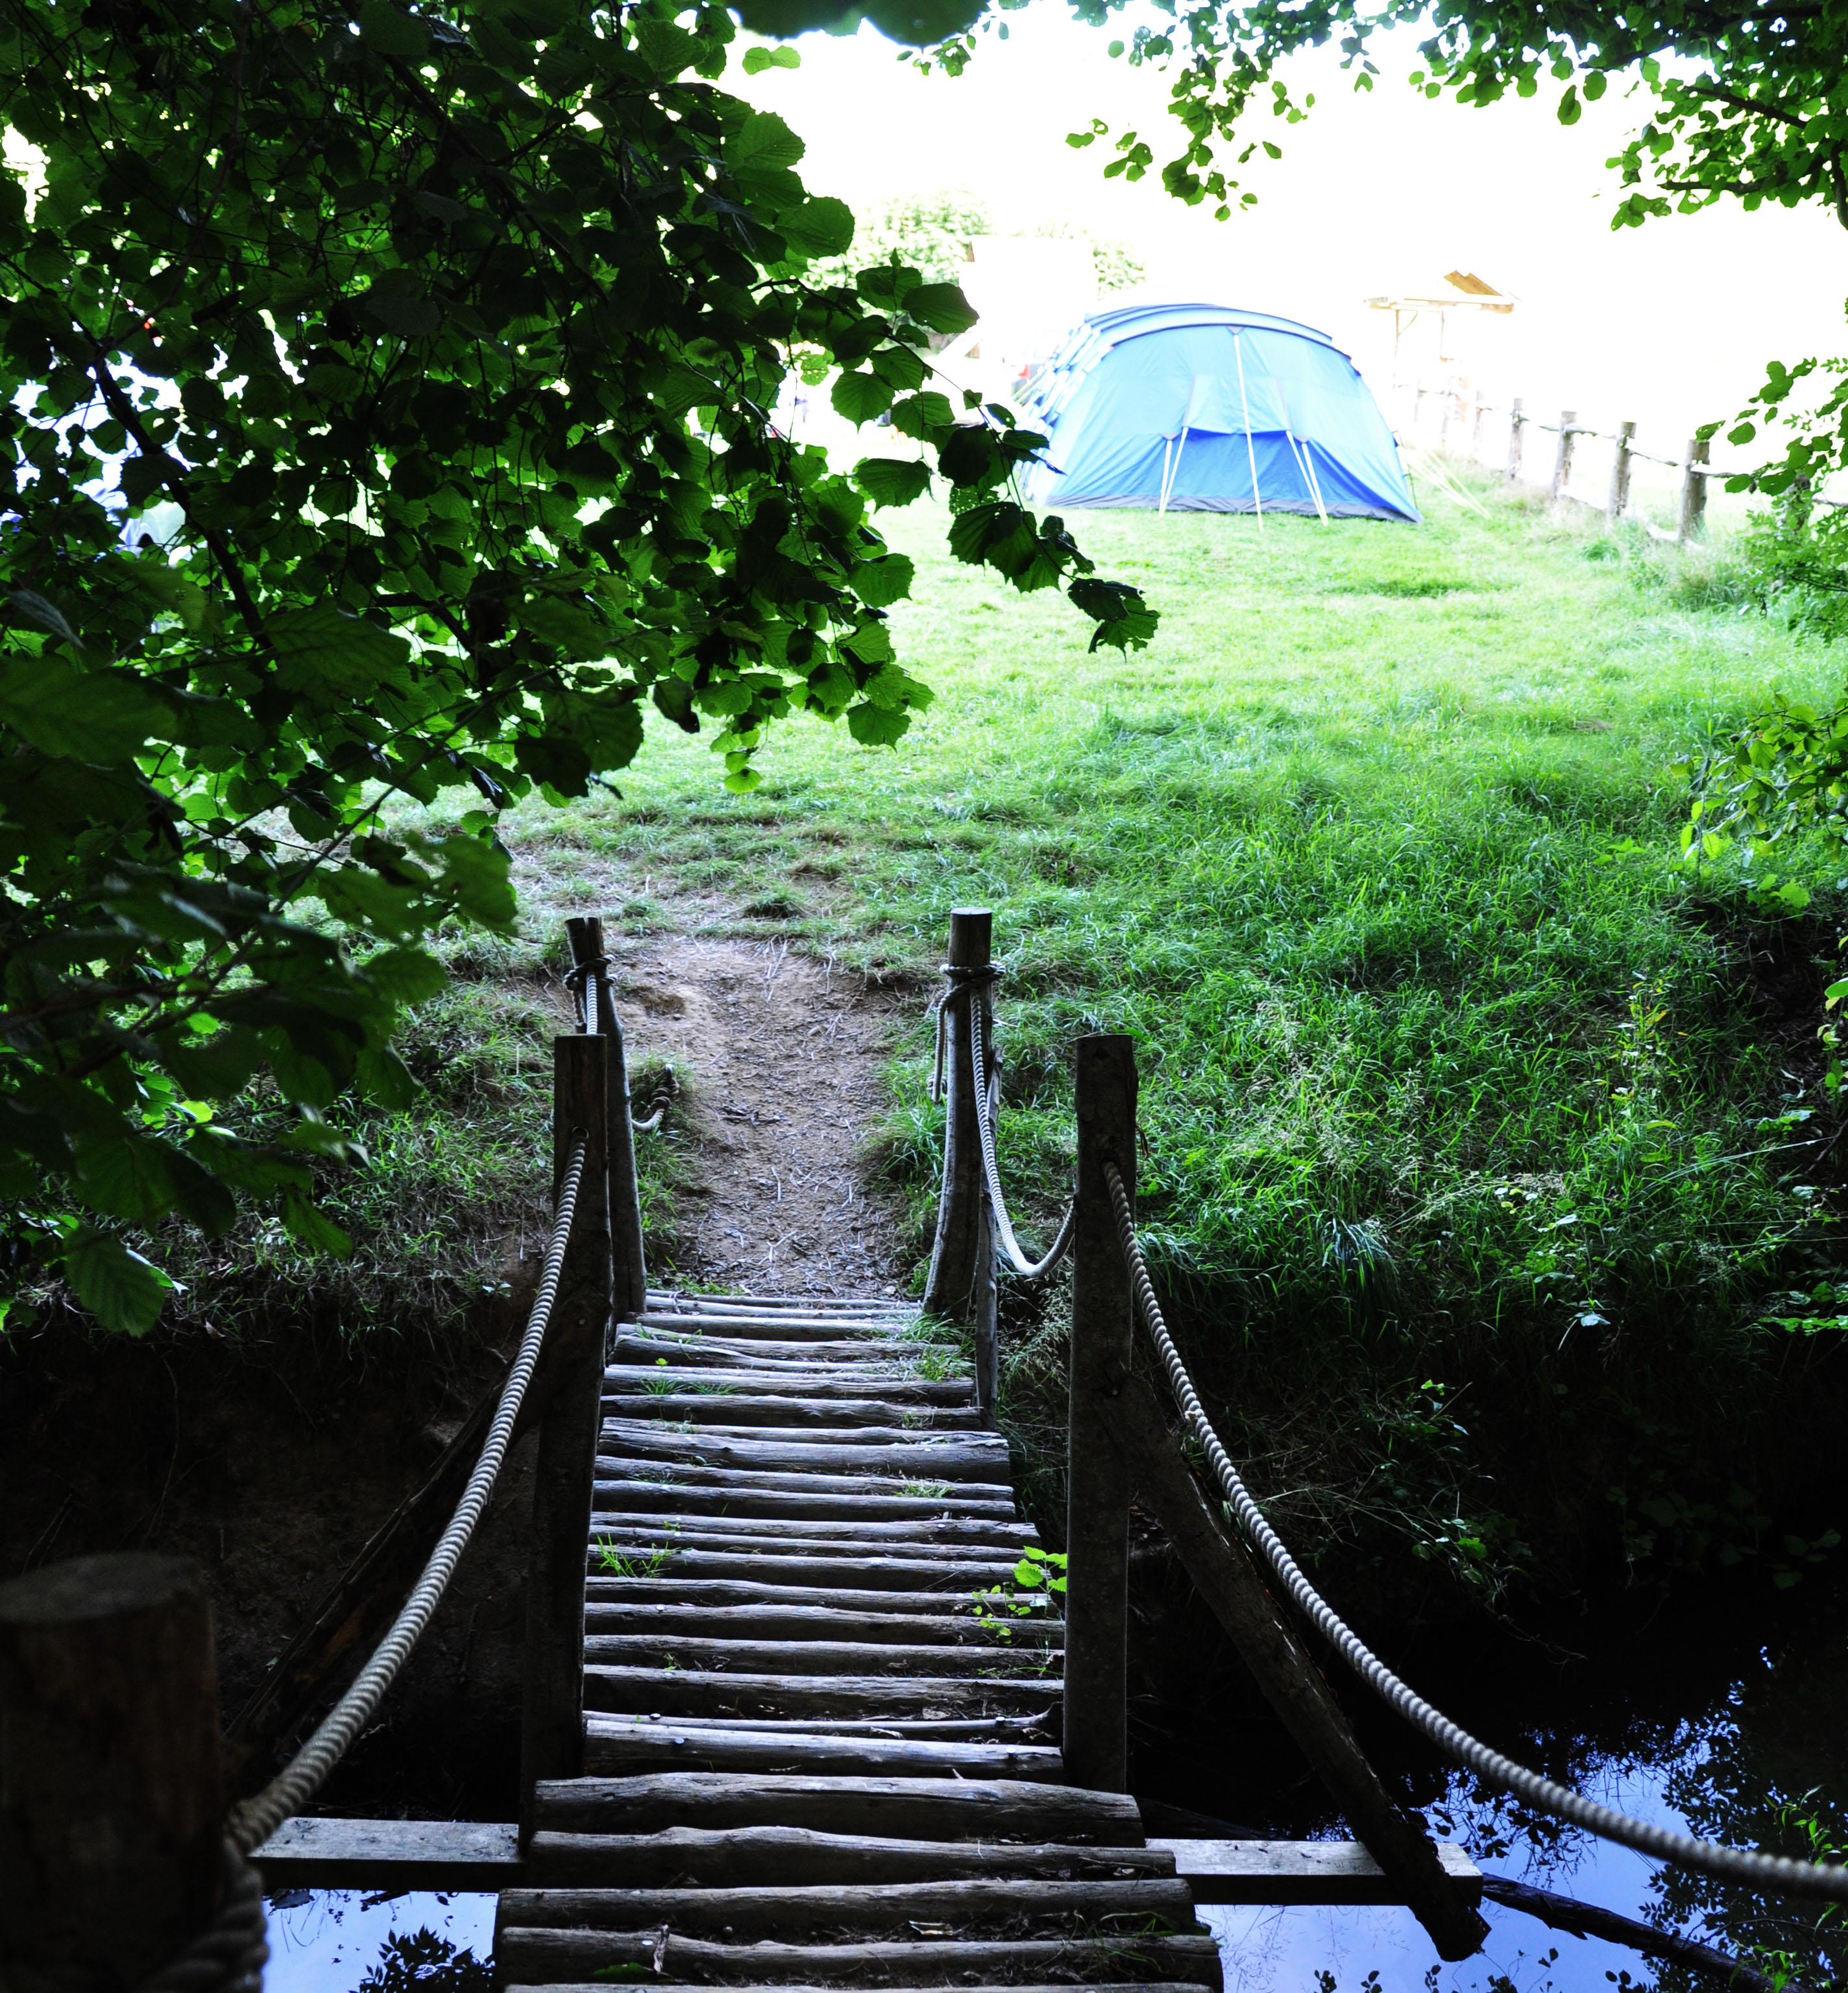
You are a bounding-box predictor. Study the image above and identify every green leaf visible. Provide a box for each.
[280,1192,355,1258]
[831,371,896,424]
[729,111,806,173]
[846,700,910,745]
[269,603,413,695]
[901,283,979,335]
[780,197,855,258]
[358,0,431,58]
[71,1133,177,1226]
[855,554,914,607]
[0,653,160,761]
[64,1226,172,1336]
[741,43,802,70]
[855,458,931,508]
[362,947,448,1004]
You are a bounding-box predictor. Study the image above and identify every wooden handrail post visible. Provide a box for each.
[923,908,991,1325]
[1506,396,1524,482]
[1680,434,1710,542]
[1551,409,1577,501]
[1064,1032,1137,1793]
[1608,419,1636,524]
[566,913,647,1325]
[0,1554,226,1992]
[520,1032,611,1843]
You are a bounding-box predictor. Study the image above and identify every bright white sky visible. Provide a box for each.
[732,5,1847,462]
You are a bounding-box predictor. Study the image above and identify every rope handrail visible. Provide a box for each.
[967,998,1075,1281]
[1102,1157,1848,1905]
[228,1132,590,1855]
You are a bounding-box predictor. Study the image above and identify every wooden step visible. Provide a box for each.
[583,1634,1060,1678]
[646,1291,918,1312]
[603,1395,985,1431]
[588,1513,1037,1549]
[589,1535,1032,1571]
[502,1874,1200,1936]
[581,1721,1064,1780]
[607,1365,976,1405]
[582,1666,1060,1720]
[590,1482,1020,1525]
[496,1925,1222,1985]
[593,1462,1017,1504]
[626,1335,965,1366]
[584,1579,1051,1616]
[634,1715,1056,1737]
[533,1774,1142,1845]
[523,1824,1171,1889]
[598,1427,1008,1480]
[583,1550,1025,1591]
[584,1604,1058,1646]
[612,1335,935,1376]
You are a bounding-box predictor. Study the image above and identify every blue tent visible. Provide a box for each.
[1017,302,1419,524]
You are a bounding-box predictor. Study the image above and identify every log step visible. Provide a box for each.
[582,1666,1060,1719]
[583,1634,1060,1678]
[598,1428,1008,1480]
[611,1335,943,1377]
[590,1481,1021,1524]
[533,1776,1134,1844]
[522,1825,1172,1889]
[587,1513,1037,1549]
[495,1926,1222,1986]
[607,1365,976,1405]
[583,1579,1051,1617]
[581,1721,1064,1780]
[593,1462,1017,1503]
[584,1604,1058,1646]
[584,1551,1025,1591]
[602,1395,985,1431]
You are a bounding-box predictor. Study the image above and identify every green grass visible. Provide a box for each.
[483,466,1848,1605]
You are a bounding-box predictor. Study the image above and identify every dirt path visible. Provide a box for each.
[611,937,913,1299]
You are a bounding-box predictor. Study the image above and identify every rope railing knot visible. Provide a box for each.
[968,996,1075,1281]
[1100,1155,1848,1907]
[137,1844,267,1993]
[929,961,1007,1103]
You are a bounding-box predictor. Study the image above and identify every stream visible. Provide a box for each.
[261,1569,1848,1992]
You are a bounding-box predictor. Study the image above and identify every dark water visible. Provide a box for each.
[262,1574,1848,1992]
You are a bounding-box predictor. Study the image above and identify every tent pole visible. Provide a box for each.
[1233,332,1264,533]
[1293,432,1330,525]
[1161,426,1190,514]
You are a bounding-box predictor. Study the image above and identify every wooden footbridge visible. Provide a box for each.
[13,908,1815,1993]
[498,1283,1227,1990]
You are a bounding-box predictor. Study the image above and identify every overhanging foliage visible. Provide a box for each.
[0,0,1154,1331]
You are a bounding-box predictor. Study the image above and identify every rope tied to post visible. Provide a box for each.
[136,1844,267,1993]
[928,960,1004,1105]
[228,1132,592,1855]
[1102,1155,1848,1905]
[969,998,1075,1281]
[565,951,612,1033]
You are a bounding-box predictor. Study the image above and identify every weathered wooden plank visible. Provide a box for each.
[584,1550,1022,1591]
[592,1462,1017,1503]
[581,1721,1064,1781]
[582,1634,1059,1678]
[588,1534,1030,1571]
[583,1603,1057,1646]
[626,1335,964,1366]
[611,1336,932,1376]
[250,1817,522,1888]
[603,1394,984,1431]
[587,1512,1036,1549]
[581,1664,1060,1719]
[1150,1839,1483,1905]
[627,1714,1056,1737]
[607,1365,974,1405]
[603,1418,1009,1454]
[598,1427,1007,1480]
[522,1824,1171,1889]
[636,1312,901,1338]
[502,1875,1198,1934]
[533,1774,1141,1845]
[495,1926,1222,1986]
[583,1578,1045,1616]
[590,1480,1020,1525]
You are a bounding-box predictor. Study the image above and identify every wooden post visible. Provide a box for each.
[1064,1033,1136,1793]
[1551,409,1577,501]
[1607,420,1635,524]
[1506,396,1524,481]
[1102,1374,1489,1961]
[923,908,991,1322]
[566,914,647,1325]
[520,1033,611,1843]
[1680,434,1710,542]
[0,1554,226,1992]
[1471,392,1487,460]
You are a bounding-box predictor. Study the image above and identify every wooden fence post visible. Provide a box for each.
[0,1554,225,1992]
[1506,396,1524,481]
[1064,1033,1137,1793]
[1607,420,1635,524]
[1551,409,1577,501]
[520,1032,611,1843]
[923,908,991,1324]
[1679,434,1710,542]
[566,914,647,1325]
[1472,391,1487,460]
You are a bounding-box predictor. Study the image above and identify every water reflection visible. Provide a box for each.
[1204,1577,1848,1990]
[263,1891,495,1993]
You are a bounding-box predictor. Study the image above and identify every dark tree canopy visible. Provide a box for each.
[0,0,1153,1330]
